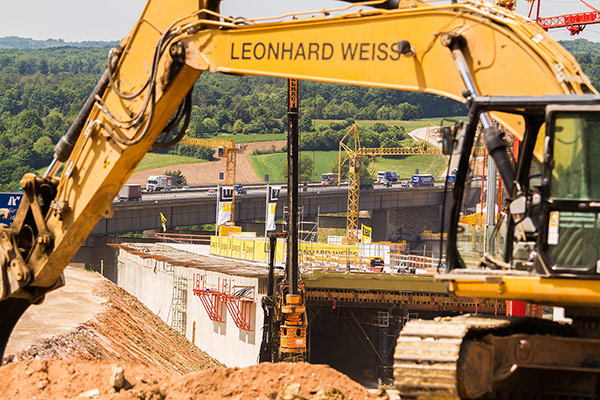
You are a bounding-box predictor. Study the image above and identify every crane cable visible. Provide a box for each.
[577,0,600,13]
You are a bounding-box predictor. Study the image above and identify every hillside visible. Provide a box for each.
[128,141,282,186]
[0,36,116,49]
[0,37,599,191]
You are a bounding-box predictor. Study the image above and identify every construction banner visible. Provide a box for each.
[361,224,372,244]
[210,236,285,263]
[217,186,233,226]
[300,242,359,257]
[160,212,167,232]
[265,185,281,233]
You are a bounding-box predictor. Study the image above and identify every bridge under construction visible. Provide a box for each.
[111,236,518,383]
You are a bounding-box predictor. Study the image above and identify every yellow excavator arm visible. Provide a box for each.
[0,0,595,357]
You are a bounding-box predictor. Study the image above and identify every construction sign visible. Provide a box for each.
[300,242,359,257]
[265,185,281,233]
[361,224,372,244]
[217,186,234,226]
[160,212,167,232]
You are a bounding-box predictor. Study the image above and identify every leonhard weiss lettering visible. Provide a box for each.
[230,41,404,61]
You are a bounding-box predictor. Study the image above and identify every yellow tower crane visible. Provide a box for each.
[180,136,246,223]
[338,124,441,243]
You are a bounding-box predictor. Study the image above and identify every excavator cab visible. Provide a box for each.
[447,94,600,278]
[395,96,600,400]
[542,106,600,274]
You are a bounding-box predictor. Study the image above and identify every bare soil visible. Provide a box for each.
[0,360,384,399]
[0,273,384,400]
[128,140,285,186]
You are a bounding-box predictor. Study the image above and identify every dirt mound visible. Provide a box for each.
[165,362,381,400]
[0,360,165,400]
[4,279,221,375]
[0,360,383,399]
[128,140,285,186]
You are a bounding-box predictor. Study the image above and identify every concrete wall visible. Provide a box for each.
[93,187,447,235]
[117,248,265,368]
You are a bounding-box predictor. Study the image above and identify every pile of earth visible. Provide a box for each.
[0,360,384,399]
[0,272,385,399]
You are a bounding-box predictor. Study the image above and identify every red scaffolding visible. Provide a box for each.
[192,274,254,331]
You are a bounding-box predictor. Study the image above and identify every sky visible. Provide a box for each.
[0,0,600,42]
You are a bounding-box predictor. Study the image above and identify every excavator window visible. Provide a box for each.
[550,112,600,201]
[545,110,600,271]
[455,123,487,265]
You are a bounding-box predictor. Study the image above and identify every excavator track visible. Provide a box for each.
[394,314,600,399]
[393,315,511,400]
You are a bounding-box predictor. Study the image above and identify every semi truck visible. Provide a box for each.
[146,175,174,191]
[117,184,143,202]
[377,171,398,187]
[320,173,338,185]
[411,174,435,187]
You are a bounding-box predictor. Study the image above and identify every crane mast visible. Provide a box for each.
[338,123,440,242]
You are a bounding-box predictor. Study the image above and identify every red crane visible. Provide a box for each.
[525,0,600,35]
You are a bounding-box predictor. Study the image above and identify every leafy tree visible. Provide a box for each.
[232,119,245,134]
[332,155,371,183]
[164,170,187,187]
[371,122,389,133]
[280,154,314,181]
[32,136,54,167]
[299,112,312,132]
[3,39,600,190]
[201,117,219,134]
[243,119,267,134]
[299,154,314,181]
[177,143,214,160]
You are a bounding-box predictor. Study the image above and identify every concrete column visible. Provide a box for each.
[372,210,389,242]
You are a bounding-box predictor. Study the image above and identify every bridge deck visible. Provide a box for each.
[112,242,504,315]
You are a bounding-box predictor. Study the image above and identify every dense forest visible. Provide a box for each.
[0,37,599,191]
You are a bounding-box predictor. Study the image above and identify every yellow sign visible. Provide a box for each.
[361,224,372,244]
[160,212,167,232]
[210,236,285,263]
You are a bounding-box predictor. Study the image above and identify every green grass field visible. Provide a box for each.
[250,150,447,183]
[370,154,447,180]
[132,119,456,179]
[135,153,204,172]
[250,151,341,183]
[216,133,286,143]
